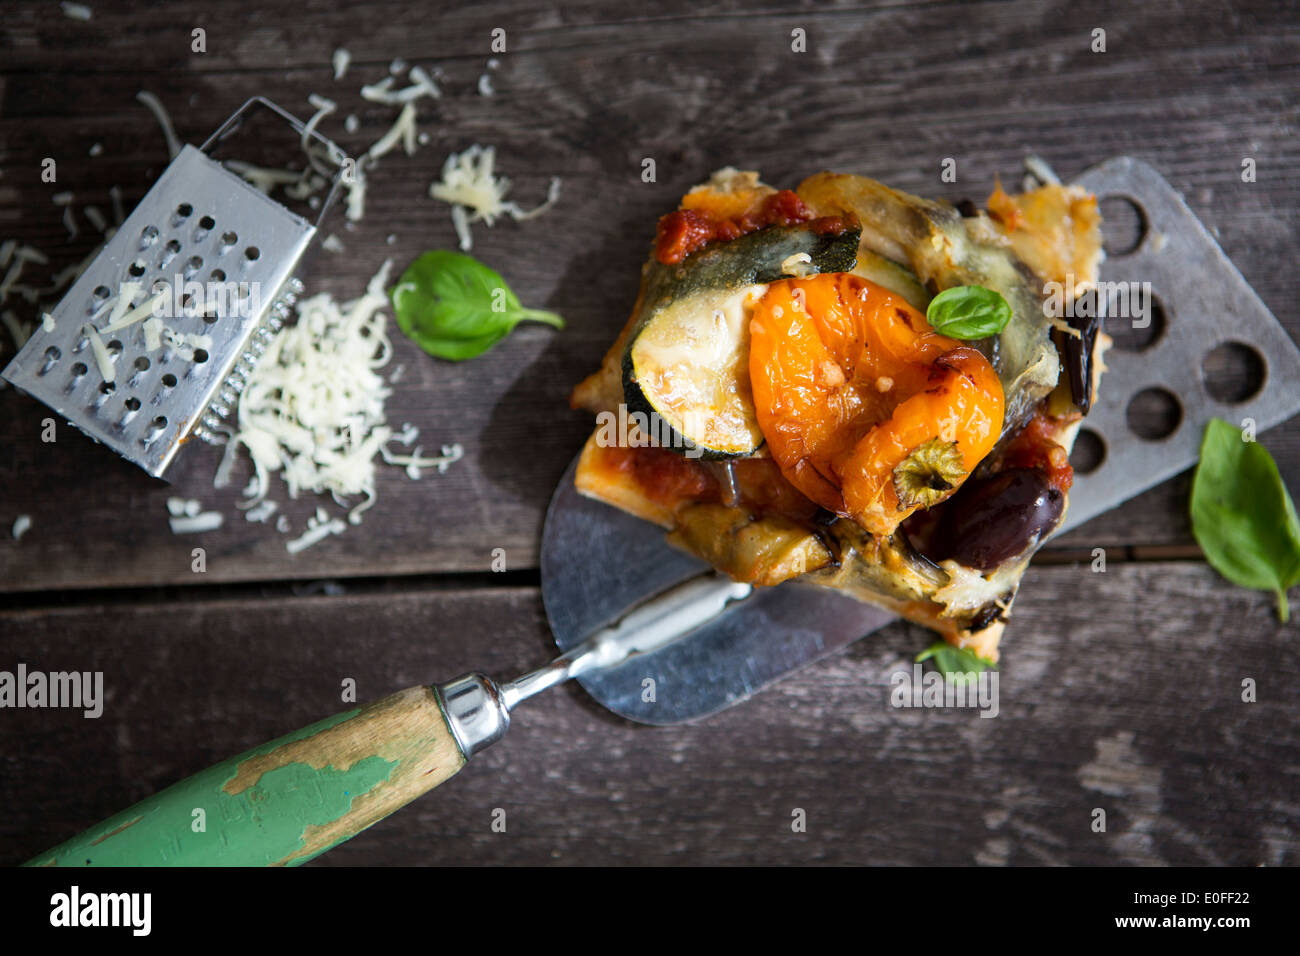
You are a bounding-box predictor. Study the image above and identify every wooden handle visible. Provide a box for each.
[26,685,466,867]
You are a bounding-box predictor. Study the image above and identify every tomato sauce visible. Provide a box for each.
[603,444,719,507]
[1000,408,1075,493]
[654,190,850,265]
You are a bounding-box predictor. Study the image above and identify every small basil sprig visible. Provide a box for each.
[391,251,564,361]
[1190,417,1300,622]
[915,641,995,685]
[925,285,1012,339]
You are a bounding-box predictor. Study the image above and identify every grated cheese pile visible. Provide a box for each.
[430,145,561,251]
[214,262,463,540]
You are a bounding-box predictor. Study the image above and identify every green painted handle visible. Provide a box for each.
[26,685,467,867]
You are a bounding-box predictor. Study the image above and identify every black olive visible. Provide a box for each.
[928,468,1064,571]
[955,198,980,218]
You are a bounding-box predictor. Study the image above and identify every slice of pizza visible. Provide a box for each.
[570,167,1105,662]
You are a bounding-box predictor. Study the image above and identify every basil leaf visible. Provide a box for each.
[915,641,995,685]
[1190,417,1300,621]
[391,250,564,361]
[925,285,1012,339]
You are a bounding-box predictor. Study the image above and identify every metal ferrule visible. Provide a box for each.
[436,673,511,759]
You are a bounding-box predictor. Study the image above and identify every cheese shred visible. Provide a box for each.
[430,145,561,251]
[213,262,462,545]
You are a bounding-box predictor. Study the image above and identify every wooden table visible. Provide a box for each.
[1,0,1296,865]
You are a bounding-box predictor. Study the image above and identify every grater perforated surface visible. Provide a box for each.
[1,143,315,478]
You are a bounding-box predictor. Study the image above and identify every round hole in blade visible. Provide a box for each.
[1069,427,1106,474]
[1202,341,1266,405]
[1098,195,1148,256]
[1125,387,1182,440]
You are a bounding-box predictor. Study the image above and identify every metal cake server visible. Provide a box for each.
[26,157,1300,866]
[540,156,1300,724]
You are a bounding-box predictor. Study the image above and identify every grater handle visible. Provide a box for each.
[25,685,473,867]
[202,95,351,230]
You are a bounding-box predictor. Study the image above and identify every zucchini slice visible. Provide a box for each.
[851,248,931,311]
[624,223,860,459]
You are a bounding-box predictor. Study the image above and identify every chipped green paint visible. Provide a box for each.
[25,707,400,867]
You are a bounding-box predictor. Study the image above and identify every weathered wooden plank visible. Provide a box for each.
[2,0,1298,590]
[0,562,1294,865]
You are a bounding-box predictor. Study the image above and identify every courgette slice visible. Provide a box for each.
[623,223,860,459]
[851,248,931,311]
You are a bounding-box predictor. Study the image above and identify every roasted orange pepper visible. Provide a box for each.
[748,273,1004,537]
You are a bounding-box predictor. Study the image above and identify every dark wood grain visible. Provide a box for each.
[0,562,1294,866]
[1,0,1297,868]
[2,0,1299,590]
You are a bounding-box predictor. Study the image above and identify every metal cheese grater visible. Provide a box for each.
[0,97,348,478]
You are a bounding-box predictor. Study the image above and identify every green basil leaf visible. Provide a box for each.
[915,641,995,685]
[1190,417,1300,621]
[391,250,563,361]
[925,285,1012,340]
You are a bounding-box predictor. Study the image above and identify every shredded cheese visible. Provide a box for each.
[103,291,166,333]
[213,262,462,545]
[84,324,114,383]
[224,159,311,197]
[214,262,396,516]
[366,102,418,162]
[245,501,278,523]
[380,443,464,480]
[286,518,347,554]
[780,252,814,277]
[303,94,337,151]
[136,91,181,160]
[430,145,561,251]
[332,47,351,80]
[84,205,108,232]
[169,512,224,534]
[362,69,441,105]
[143,317,163,351]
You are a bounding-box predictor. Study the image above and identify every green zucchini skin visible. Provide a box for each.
[620,350,752,461]
[622,223,861,460]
